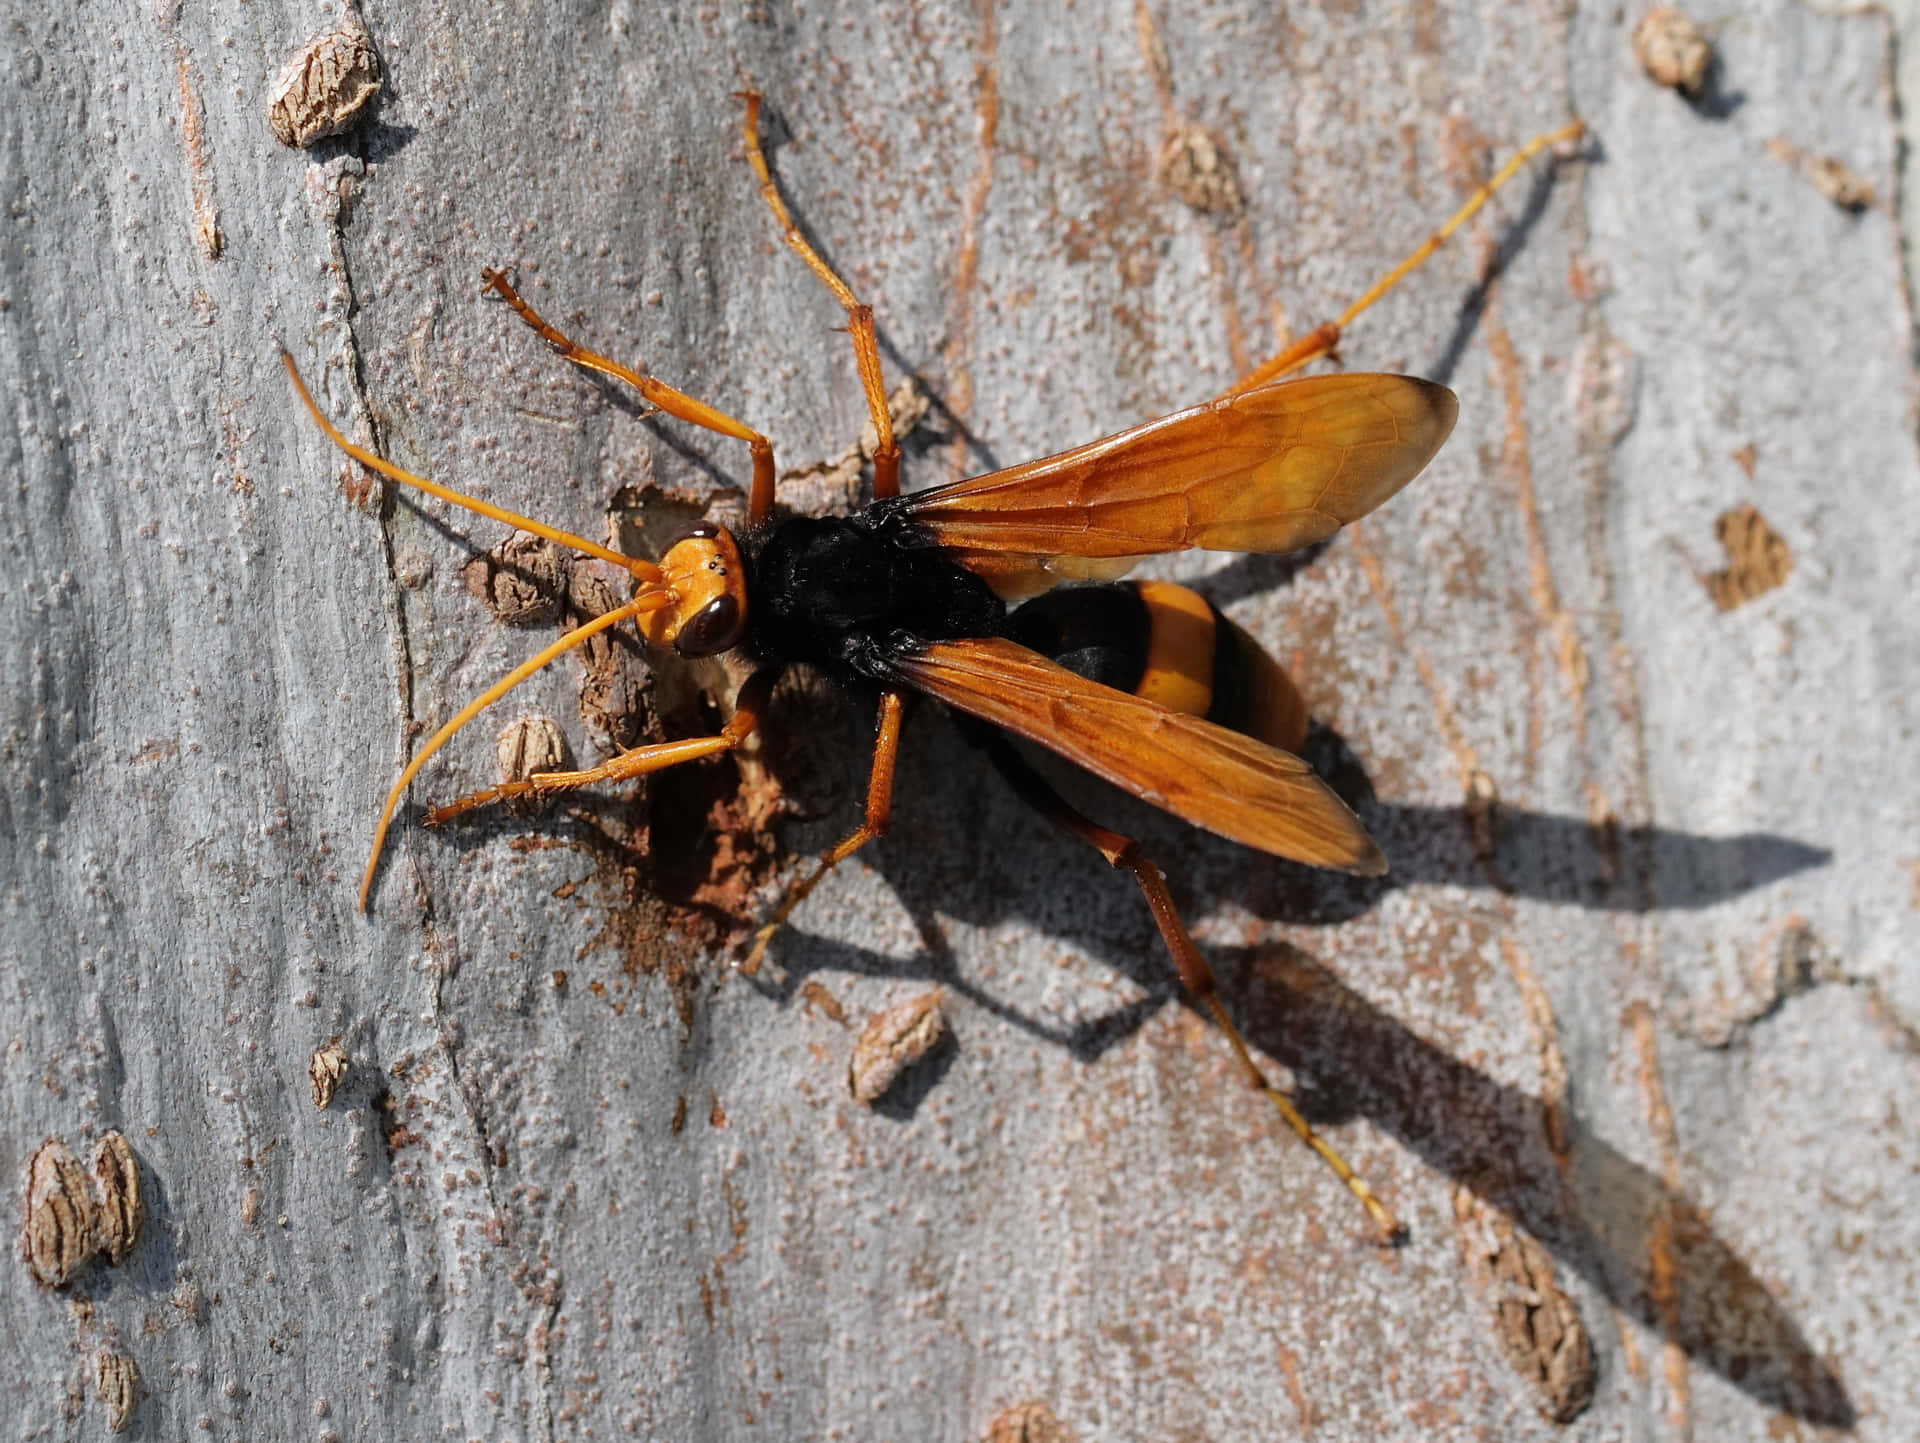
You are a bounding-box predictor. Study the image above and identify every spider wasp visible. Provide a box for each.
[285,94,1584,1241]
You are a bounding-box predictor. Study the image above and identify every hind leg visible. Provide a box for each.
[743,690,907,976]
[1225,120,1586,394]
[976,729,1402,1242]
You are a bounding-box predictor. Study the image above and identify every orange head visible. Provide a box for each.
[637,520,749,657]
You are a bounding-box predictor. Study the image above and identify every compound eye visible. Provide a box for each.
[673,593,743,657]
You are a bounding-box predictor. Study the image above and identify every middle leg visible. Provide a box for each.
[976,727,1403,1242]
[743,688,907,976]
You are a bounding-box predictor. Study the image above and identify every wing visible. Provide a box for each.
[887,637,1385,875]
[896,373,1455,594]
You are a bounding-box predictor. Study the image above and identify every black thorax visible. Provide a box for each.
[744,515,1006,686]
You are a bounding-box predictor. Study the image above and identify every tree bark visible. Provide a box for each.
[3,1,1914,1438]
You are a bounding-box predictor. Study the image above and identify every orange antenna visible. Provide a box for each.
[279,350,662,585]
[356,592,671,910]
[276,349,681,905]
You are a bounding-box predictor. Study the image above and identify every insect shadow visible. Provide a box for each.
[764,678,1830,935]
[760,707,1848,1425]
[1236,945,1850,1426]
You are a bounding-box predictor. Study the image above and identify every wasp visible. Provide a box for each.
[285,94,1583,1241]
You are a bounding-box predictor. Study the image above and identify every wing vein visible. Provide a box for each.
[890,638,1386,875]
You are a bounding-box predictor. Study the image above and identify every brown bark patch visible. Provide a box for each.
[1704,504,1792,610]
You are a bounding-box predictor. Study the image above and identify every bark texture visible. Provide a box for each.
[3,1,1915,1439]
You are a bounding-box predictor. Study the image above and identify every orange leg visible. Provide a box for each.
[481,268,778,520]
[978,729,1403,1243]
[1227,119,1586,394]
[353,595,677,910]
[738,91,900,509]
[284,349,685,910]
[743,689,906,975]
[423,667,780,825]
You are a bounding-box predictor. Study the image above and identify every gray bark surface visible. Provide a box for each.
[3,1,1915,1439]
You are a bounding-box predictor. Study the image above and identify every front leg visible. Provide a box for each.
[423,669,779,823]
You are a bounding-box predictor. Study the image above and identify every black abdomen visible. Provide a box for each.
[1004,581,1311,753]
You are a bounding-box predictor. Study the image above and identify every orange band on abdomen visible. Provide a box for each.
[1134,580,1217,718]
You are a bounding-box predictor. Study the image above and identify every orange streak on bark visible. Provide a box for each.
[941,0,1001,483]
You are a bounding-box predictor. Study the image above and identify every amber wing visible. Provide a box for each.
[887,637,1386,874]
[899,373,1456,591]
